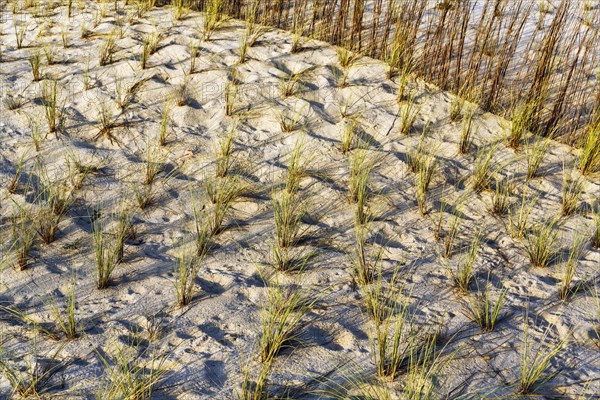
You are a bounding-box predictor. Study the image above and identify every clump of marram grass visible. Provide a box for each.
[46,274,79,339]
[401,325,453,399]
[526,137,550,180]
[363,262,413,380]
[489,177,511,216]
[3,90,25,111]
[29,49,43,81]
[471,144,497,192]
[285,135,310,194]
[558,233,587,301]
[0,340,67,398]
[259,276,318,365]
[238,356,271,400]
[351,219,380,286]
[140,30,163,69]
[191,196,212,258]
[172,0,191,21]
[280,66,315,98]
[41,79,61,134]
[158,101,171,146]
[10,203,36,270]
[518,317,566,395]
[92,218,125,290]
[396,61,414,103]
[99,30,118,66]
[237,32,250,64]
[272,190,302,250]
[174,245,204,306]
[224,73,239,116]
[96,338,170,399]
[449,94,465,121]
[143,143,165,186]
[14,21,27,49]
[339,117,358,154]
[115,76,149,111]
[174,79,190,107]
[65,150,104,191]
[406,128,429,174]
[188,39,200,74]
[415,155,437,215]
[29,118,44,152]
[465,281,507,332]
[35,167,72,244]
[508,190,537,239]
[278,105,305,133]
[348,147,374,225]
[561,169,584,217]
[43,46,56,65]
[7,152,26,194]
[271,190,305,273]
[205,175,245,235]
[508,100,537,150]
[523,218,560,268]
[398,93,420,135]
[335,46,361,87]
[215,128,235,178]
[96,101,118,143]
[592,210,600,249]
[199,0,225,41]
[459,105,475,154]
[578,118,600,176]
[442,206,462,259]
[322,326,453,399]
[451,233,480,293]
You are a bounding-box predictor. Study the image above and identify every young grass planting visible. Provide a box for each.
[93,218,122,289]
[451,233,480,293]
[459,106,475,154]
[41,79,60,134]
[174,245,203,306]
[259,277,317,365]
[561,169,584,217]
[518,319,565,394]
[526,138,550,180]
[523,218,560,268]
[0,2,598,397]
[465,283,507,332]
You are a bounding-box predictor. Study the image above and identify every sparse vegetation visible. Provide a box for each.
[0,3,597,398]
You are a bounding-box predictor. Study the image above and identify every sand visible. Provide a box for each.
[0,2,598,399]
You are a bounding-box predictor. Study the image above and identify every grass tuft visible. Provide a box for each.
[578,118,600,176]
[451,233,480,293]
[518,317,565,394]
[561,169,584,217]
[523,218,560,268]
[465,281,507,332]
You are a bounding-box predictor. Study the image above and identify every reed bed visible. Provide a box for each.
[174,0,598,143]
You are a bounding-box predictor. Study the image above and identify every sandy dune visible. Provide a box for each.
[0,2,599,399]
